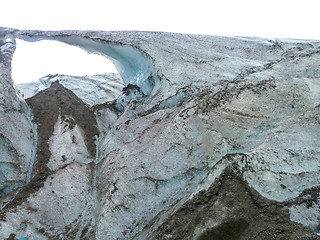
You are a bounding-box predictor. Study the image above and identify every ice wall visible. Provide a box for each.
[1,28,320,239]
[0,30,36,197]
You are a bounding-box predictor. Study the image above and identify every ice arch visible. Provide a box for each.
[16,34,161,96]
[12,39,119,84]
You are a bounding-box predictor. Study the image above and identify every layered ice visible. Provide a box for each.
[1,28,320,239]
[0,33,36,196]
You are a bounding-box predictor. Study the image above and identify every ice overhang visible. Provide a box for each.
[9,30,161,96]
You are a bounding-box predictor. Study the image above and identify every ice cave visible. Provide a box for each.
[0,27,320,239]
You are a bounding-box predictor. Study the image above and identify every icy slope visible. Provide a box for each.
[0,28,320,239]
[1,81,98,239]
[16,73,124,106]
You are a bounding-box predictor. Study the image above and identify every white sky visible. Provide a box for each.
[1,0,320,83]
[12,40,118,83]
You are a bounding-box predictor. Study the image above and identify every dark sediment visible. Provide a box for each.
[0,81,98,215]
[149,166,317,240]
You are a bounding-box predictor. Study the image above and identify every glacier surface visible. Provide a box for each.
[0,27,319,239]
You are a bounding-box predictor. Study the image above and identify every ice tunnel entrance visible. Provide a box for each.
[13,39,126,104]
[13,34,161,107]
[50,35,161,96]
[12,39,119,84]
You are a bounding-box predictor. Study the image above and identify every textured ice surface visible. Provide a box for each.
[47,115,92,171]
[289,196,320,230]
[17,73,124,106]
[0,28,320,239]
[1,163,92,239]
[14,81,46,99]
[0,34,36,196]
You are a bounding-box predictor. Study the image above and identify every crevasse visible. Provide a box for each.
[25,103,38,183]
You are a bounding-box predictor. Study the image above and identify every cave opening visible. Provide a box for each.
[12,39,125,103]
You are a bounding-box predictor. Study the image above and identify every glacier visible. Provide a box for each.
[16,73,124,106]
[0,27,320,239]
